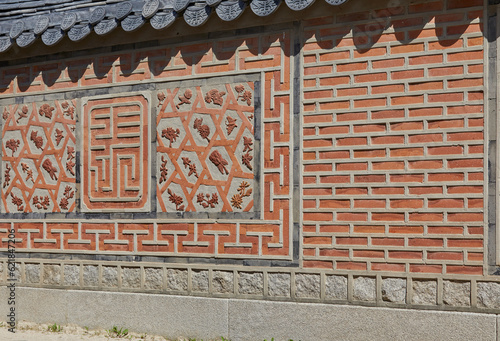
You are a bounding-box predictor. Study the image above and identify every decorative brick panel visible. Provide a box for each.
[81,93,150,212]
[1,101,76,213]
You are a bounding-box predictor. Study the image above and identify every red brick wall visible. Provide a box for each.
[302,0,485,275]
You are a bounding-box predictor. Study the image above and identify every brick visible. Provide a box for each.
[390,148,424,157]
[408,27,444,39]
[409,1,443,13]
[428,119,464,129]
[409,81,443,91]
[448,159,483,168]
[468,145,483,154]
[371,263,406,272]
[390,121,423,131]
[319,51,350,62]
[372,238,405,246]
[337,62,368,72]
[428,226,463,234]
[305,114,333,124]
[427,252,463,261]
[320,225,350,233]
[336,137,367,146]
[336,162,368,171]
[428,199,464,208]
[428,40,463,50]
[303,261,333,269]
[389,251,423,259]
[391,69,425,80]
[319,249,350,257]
[447,239,483,248]
[372,187,405,195]
[468,226,484,235]
[371,136,405,145]
[353,225,385,234]
[447,132,483,141]
[467,253,483,262]
[409,107,443,117]
[371,84,405,95]
[468,172,483,181]
[409,55,443,65]
[446,266,482,275]
[302,189,333,199]
[336,237,368,245]
[409,213,444,222]
[303,200,316,209]
[320,175,350,183]
[336,187,368,195]
[448,78,483,88]
[408,160,443,169]
[353,148,386,158]
[354,98,387,108]
[320,76,351,86]
[372,161,405,170]
[354,199,386,209]
[391,95,424,105]
[354,175,386,183]
[409,238,444,247]
[428,66,463,77]
[447,185,482,194]
[389,225,424,234]
[337,112,368,122]
[353,124,387,133]
[427,146,463,156]
[319,150,350,160]
[354,73,387,83]
[304,236,333,245]
[468,64,483,74]
[337,87,368,97]
[353,250,385,258]
[390,199,424,209]
[353,47,387,58]
[448,105,483,115]
[409,186,443,195]
[468,198,483,208]
[304,65,333,76]
[371,109,405,120]
[319,199,351,209]
[468,118,484,127]
[337,213,368,222]
[428,93,464,103]
[372,213,405,221]
[304,139,333,148]
[428,172,464,182]
[372,58,405,69]
[447,213,483,222]
[447,23,482,36]
[468,91,483,101]
[390,174,424,183]
[391,44,424,54]
[304,163,333,172]
[304,212,333,221]
[304,89,333,100]
[410,265,443,273]
[408,133,444,144]
[467,37,483,46]
[336,262,367,271]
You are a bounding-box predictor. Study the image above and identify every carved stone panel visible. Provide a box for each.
[1,101,77,213]
[81,93,151,212]
[156,83,255,213]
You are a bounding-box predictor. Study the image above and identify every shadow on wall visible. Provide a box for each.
[0,0,484,93]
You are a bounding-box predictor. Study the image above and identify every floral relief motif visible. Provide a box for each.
[196,192,219,208]
[159,155,169,184]
[231,181,252,209]
[193,118,210,142]
[42,159,58,180]
[235,84,252,106]
[226,116,237,135]
[21,162,34,183]
[205,89,226,106]
[32,195,50,210]
[182,157,199,178]
[5,139,20,156]
[3,164,11,189]
[168,188,184,211]
[38,103,54,119]
[176,89,193,109]
[162,127,180,147]
[10,192,24,211]
[209,150,229,175]
[17,105,28,123]
[30,131,44,150]
[59,185,74,210]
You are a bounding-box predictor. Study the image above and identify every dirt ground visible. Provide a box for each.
[0,321,202,341]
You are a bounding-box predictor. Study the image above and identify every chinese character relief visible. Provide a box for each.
[1,101,77,213]
[156,83,255,212]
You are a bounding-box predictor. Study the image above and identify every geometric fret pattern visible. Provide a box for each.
[81,93,150,212]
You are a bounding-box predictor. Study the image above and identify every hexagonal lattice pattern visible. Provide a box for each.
[1,101,76,212]
[156,82,255,212]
